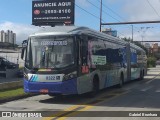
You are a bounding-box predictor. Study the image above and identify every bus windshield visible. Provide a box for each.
[26,36,75,69]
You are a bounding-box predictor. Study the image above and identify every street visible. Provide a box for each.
[0,66,160,120]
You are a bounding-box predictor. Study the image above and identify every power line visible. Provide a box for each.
[97,0,126,21]
[86,0,121,22]
[98,0,140,36]
[75,3,108,27]
[84,1,128,36]
[75,3,126,37]
[97,0,142,32]
[95,0,159,40]
[146,0,160,18]
[75,4,100,20]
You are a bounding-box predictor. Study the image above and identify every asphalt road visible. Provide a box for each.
[0,66,160,120]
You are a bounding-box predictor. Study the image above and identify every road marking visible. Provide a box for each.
[56,105,93,120]
[140,86,153,92]
[43,91,128,120]
[155,89,160,92]
[145,73,160,84]
[43,105,82,120]
[57,92,129,120]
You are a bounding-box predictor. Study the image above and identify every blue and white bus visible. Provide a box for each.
[21,26,147,96]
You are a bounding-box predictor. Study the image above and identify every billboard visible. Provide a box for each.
[102,30,117,37]
[32,0,75,26]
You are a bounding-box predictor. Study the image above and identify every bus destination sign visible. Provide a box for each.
[32,0,75,26]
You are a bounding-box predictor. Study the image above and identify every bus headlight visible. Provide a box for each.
[63,71,77,81]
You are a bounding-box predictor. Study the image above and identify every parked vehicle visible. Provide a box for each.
[0,57,16,70]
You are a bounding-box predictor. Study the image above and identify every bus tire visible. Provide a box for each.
[117,73,124,88]
[88,76,99,97]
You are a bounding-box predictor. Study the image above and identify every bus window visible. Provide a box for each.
[81,36,88,66]
[62,54,73,65]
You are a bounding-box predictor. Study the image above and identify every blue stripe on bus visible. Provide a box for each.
[29,75,33,81]
[24,78,78,95]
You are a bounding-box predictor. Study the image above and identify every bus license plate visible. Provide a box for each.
[46,76,60,81]
[40,89,48,94]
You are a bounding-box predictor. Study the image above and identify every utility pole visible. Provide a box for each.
[100,0,102,32]
[138,27,152,45]
[131,25,133,41]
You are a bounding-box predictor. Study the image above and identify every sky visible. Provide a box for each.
[0,0,160,45]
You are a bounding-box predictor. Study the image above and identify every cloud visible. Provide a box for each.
[119,26,160,44]
[122,0,160,21]
[107,0,160,42]
[0,21,40,45]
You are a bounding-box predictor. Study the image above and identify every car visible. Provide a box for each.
[17,68,24,78]
[0,57,16,70]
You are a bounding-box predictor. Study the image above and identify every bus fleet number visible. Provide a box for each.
[46,76,60,80]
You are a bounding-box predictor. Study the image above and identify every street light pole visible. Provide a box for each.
[140,27,152,45]
[100,0,102,32]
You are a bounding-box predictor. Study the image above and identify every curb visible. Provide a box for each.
[0,80,39,104]
[0,81,23,91]
[0,93,39,104]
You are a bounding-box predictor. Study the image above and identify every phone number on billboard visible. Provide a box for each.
[44,9,71,14]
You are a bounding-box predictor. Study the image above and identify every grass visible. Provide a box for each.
[0,88,26,99]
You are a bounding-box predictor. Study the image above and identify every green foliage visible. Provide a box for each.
[0,88,25,99]
[147,57,156,68]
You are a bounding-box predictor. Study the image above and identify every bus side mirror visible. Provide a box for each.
[21,47,26,60]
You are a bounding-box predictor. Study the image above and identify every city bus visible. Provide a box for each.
[21,26,147,96]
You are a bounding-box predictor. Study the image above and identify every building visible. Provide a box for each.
[144,43,151,49]
[149,43,160,54]
[13,33,16,45]
[152,43,159,52]
[0,30,5,42]
[102,28,117,37]
[0,30,16,46]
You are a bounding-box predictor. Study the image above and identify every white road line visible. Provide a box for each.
[140,86,153,92]
[155,89,160,92]
[145,74,160,84]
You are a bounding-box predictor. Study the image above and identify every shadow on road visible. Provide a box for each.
[38,66,160,111]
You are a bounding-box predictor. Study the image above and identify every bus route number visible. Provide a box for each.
[46,76,60,80]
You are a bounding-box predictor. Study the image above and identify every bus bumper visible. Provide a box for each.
[24,78,78,95]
